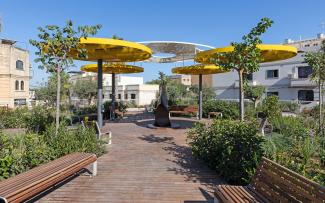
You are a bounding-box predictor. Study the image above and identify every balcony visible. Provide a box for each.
[289,74,316,87]
[234,80,258,88]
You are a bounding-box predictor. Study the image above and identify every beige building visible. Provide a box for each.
[191,74,213,87]
[0,39,30,108]
[168,74,191,86]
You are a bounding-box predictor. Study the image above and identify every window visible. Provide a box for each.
[313,43,318,46]
[304,44,310,47]
[16,60,24,70]
[20,81,24,90]
[14,99,26,106]
[267,92,279,97]
[266,70,279,79]
[118,94,121,99]
[244,73,253,81]
[298,66,312,78]
[109,94,112,99]
[15,80,19,90]
[298,90,314,101]
[131,94,136,99]
[124,94,128,99]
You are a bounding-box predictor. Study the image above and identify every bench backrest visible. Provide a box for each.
[250,157,325,202]
[82,121,100,135]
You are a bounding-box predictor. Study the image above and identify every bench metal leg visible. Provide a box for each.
[108,131,112,145]
[92,161,98,177]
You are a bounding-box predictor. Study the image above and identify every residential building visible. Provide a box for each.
[168,74,191,86]
[191,74,213,87]
[104,84,159,106]
[212,34,325,105]
[69,71,159,106]
[0,39,30,108]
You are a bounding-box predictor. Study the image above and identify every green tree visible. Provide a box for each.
[212,18,273,121]
[244,85,265,108]
[30,20,101,133]
[35,72,70,106]
[73,78,97,105]
[190,85,216,101]
[305,40,325,135]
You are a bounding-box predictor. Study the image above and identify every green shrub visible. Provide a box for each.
[202,100,239,119]
[43,124,105,158]
[25,105,55,133]
[188,120,264,185]
[0,123,106,180]
[0,132,51,180]
[0,107,29,129]
[75,105,97,116]
[270,116,309,140]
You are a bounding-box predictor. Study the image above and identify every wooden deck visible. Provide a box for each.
[38,118,222,203]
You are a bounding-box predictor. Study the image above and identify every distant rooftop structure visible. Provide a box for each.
[0,38,16,45]
[283,33,325,52]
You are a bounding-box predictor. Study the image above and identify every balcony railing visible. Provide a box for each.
[289,74,316,87]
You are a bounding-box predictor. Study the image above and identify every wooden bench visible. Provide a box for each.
[215,157,325,203]
[208,112,223,119]
[0,152,97,203]
[169,105,198,117]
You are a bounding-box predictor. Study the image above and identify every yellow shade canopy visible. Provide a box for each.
[69,38,152,62]
[172,64,226,75]
[81,63,144,74]
[195,44,298,64]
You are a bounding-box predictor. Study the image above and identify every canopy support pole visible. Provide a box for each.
[97,59,103,129]
[111,73,116,120]
[199,74,203,120]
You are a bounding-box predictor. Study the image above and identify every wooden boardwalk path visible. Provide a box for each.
[38,118,222,203]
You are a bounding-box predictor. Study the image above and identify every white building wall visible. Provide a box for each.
[212,34,324,103]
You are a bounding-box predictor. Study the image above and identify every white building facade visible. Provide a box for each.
[70,72,159,106]
[212,34,325,105]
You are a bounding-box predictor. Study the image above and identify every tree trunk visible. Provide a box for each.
[319,80,323,135]
[55,66,61,135]
[238,69,245,121]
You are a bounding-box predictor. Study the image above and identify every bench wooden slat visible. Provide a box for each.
[215,157,325,203]
[0,153,90,194]
[257,163,314,202]
[0,152,85,187]
[0,152,96,203]
[12,155,96,203]
[260,157,325,200]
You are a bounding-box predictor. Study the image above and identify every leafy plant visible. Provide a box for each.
[212,18,273,121]
[244,85,265,108]
[202,100,239,119]
[188,120,264,185]
[30,20,101,134]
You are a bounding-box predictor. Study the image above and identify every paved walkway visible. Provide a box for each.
[38,118,222,203]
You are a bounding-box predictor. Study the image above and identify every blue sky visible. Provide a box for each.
[1,0,325,86]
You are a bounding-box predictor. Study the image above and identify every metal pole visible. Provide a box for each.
[97,59,103,128]
[199,74,203,120]
[111,73,116,120]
